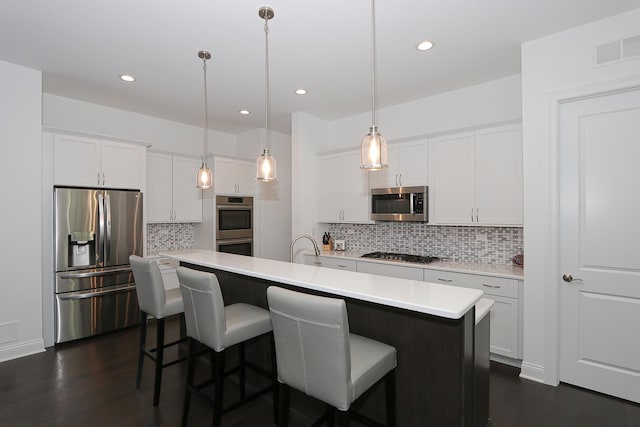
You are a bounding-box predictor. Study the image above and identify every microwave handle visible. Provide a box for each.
[410,193,415,214]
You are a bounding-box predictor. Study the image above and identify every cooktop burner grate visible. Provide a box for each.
[360,252,440,264]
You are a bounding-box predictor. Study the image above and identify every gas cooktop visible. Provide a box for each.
[360,252,440,264]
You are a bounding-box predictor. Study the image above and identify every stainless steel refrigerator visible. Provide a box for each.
[54,187,143,343]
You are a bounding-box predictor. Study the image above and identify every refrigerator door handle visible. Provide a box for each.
[97,192,105,267]
[105,192,112,263]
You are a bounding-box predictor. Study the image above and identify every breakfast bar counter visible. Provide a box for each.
[160,249,488,426]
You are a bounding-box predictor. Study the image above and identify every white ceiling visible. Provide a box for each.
[1,1,639,135]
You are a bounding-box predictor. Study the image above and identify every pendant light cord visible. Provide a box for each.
[202,57,209,162]
[371,0,377,128]
[264,16,271,152]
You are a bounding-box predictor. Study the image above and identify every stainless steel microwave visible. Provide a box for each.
[371,186,428,222]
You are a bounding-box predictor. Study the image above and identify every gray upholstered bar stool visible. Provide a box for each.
[130,255,186,406]
[176,267,277,427]
[267,286,396,426]
[267,286,397,427]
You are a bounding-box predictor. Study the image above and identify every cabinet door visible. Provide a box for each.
[487,295,520,358]
[475,125,523,225]
[341,151,371,222]
[428,133,475,224]
[357,260,423,280]
[146,153,173,222]
[369,145,400,188]
[235,160,256,195]
[172,156,203,222]
[318,154,343,222]
[305,255,357,271]
[213,157,237,194]
[101,141,144,189]
[396,140,428,187]
[54,135,101,187]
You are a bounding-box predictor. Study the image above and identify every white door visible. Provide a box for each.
[559,87,640,403]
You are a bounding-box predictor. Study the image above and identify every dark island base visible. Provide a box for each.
[182,262,488,427]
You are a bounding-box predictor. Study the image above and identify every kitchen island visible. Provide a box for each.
[160,249,487,426]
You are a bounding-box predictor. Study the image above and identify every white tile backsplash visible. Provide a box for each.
[328,223,523,264]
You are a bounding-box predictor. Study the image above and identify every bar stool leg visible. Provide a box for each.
[270,336,279,425]
[239,342,246,400]
[385,372,396,427]
[337,409,349,427]
[213,350,226,427]
[153,318,165,406]
[278,382,290,427]
[136,311,147,389]
[181,338,196,427]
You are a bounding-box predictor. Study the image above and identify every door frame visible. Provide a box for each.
[541,76,640,387]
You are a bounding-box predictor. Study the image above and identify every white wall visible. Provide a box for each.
[291,112,330,262]
[328,74,522,149]
[521,8,640,384]
[0,60,44,361]
[236,129,292,262]
[43,94,237,156]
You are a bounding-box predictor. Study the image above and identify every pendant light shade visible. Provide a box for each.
[255,6,277,182]
[196,50,213,189]
[360,0,388,170]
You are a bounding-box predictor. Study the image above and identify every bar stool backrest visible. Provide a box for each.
[267,286,351,410]
[176,267,227,352]
[130,255,167,318]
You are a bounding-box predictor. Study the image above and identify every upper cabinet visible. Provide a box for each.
[428,124,523,225]
[369,139,428,188]
[318,150,372,223]
[147,153,202,223]
[214,157,255,195]
[54,135,145,190]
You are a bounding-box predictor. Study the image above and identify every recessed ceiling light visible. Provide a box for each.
[295,89,307,95]
[416,40,434,51]
[119,74,136,82]
[239,110,250,115]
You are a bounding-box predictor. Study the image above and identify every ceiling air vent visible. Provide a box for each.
[595,34,640,66]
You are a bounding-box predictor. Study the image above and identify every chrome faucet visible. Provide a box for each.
[290,234,321,262]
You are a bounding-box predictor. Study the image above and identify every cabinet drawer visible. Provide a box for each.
[306,256,357,272]
[357,260,423,281]
[423,269,518,298]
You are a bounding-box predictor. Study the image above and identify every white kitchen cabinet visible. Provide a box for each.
[318,150,372,223]
[423,269,522,359]
[369,140,428,189]
[357,260,423,280]
[428,124,522,225]
[304,254,357,271]
[214,156,255,195]
[147,153,202,223]
[54,134,145,189]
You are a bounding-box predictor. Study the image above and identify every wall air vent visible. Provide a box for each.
[595,34,640,66]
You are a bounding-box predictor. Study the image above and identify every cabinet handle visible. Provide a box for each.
[471,208,474,222]
[395,174,398,186]
[313,261,322,265]
[482,283,501,289]
[97,172,101,185]
[337,264,348,268]
[102,172,106,186]
[437,277,453,282]
[398,173,402,186]
[475,207,479,223]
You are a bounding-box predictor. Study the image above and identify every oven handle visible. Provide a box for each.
[217,206,254,211]
[59,267,132,280]
[57,284,136,301]
[217,238,253,245]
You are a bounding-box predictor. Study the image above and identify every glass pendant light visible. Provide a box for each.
[196,50,213,189]
[256,6,277,182]
[360,0,388,170]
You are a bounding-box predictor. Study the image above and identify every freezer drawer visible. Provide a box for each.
[55,285,140,343]
[55,267,134,293]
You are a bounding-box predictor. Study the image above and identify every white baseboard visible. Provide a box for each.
[519,361,545,383]
[490,354,522,368]
[0,338,45,363]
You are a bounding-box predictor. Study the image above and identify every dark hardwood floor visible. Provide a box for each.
[1,317,638,427]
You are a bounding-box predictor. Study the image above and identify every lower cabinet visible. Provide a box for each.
[423,269,522,359]
[357,260,423,281]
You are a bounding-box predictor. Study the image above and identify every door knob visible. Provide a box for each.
[562,274,583,283]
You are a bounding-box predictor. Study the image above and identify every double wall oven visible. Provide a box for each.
[216,195,253,256]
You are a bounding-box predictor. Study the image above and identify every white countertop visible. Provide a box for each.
[310,250,524,280]
[159,249,483,320]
